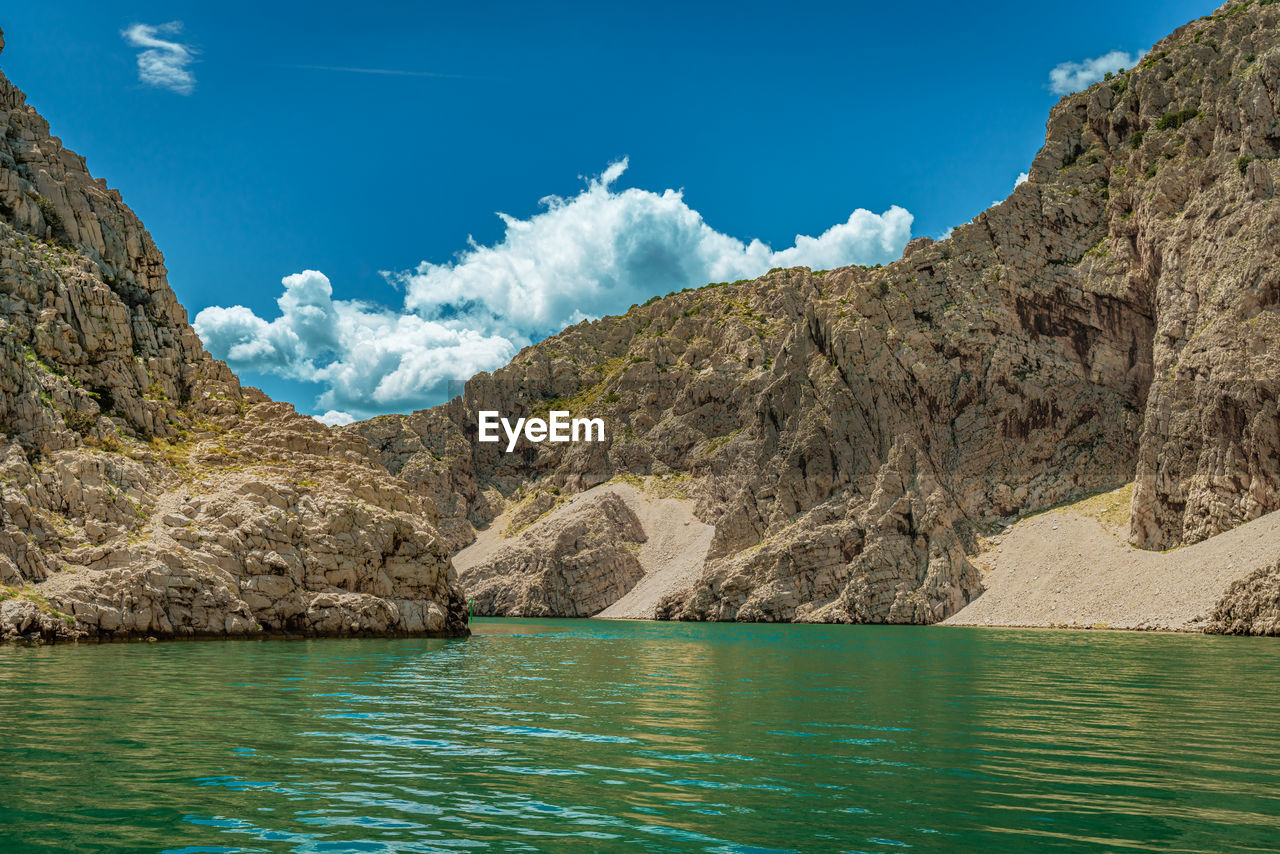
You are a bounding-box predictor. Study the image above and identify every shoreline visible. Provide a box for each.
[0,627,471,646]
[8,613,1274,644]
[943,484,1280,634]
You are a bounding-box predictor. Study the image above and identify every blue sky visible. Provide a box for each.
[2,1,1213,421]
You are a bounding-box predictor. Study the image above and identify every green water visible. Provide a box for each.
[2,621,1279,853]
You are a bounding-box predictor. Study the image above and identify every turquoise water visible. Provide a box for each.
[1,620,1279,853]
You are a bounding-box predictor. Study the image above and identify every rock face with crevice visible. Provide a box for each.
[0,29,468,642]
[354,2,1280,629]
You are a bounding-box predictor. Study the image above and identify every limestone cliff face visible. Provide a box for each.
[456,491,646,618]
[1119,10,1280,550]
[354,3,1280,626]
[0,30,467,641]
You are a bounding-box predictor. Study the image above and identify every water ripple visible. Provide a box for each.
[2,622,1279,852]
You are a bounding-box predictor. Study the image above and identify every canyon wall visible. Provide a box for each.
[356,2,1280,624]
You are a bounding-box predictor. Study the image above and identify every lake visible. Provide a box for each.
[1,619,1278,852]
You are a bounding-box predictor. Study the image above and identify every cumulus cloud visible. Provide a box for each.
[195,270,516,416]
[1015,172,1029,188]
[195,160,912,419]
[314,410,355,427]
[1048,50,1140,95]
[122,22,197,95]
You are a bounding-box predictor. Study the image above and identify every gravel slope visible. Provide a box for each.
[944,485,1280,631]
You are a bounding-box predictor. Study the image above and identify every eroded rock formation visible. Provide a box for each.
[0,29,467,641]
[1208,561,1280,635]
[455,490,646,617]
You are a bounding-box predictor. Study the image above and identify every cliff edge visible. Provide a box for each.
[0,28,468,641]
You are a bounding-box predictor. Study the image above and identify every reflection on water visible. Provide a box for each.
[1,621,1278,853]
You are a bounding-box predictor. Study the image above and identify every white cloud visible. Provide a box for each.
[1048,50,1139,96]
[314,410,355,427]
[122,22,197,95]
[195,270,516,416]
[195,160,913,419]
[1015,172,1029,188]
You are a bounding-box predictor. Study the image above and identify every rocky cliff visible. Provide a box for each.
[455,490,647,617]
[354,1,1280,626]
[0,29,468,641]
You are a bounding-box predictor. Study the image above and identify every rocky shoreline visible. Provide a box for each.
[0,28,468,644]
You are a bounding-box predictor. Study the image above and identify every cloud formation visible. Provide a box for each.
[314,410,356,427]
[195,271,516,418]
[195,160,912,421]
[1048,50,1140,95]
[122,22,197,95]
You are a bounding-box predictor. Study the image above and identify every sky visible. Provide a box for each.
[1,0,1215,422]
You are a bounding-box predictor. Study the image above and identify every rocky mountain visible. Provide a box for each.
[354,1,1280,626]
[0,28,468,641]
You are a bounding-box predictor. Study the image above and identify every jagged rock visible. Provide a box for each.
[1207,561,1280,636]
[456,491,645,617]
[355,408,491,552]
[0,29,467,642]
[353,3,1280,630]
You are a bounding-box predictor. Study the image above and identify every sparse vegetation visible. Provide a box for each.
[34,196,64,237]
[700,431,741,455]
[62,409,98,434]
[0,584,77,625]
[648,472,694,498]
[1155,108,1202,130]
